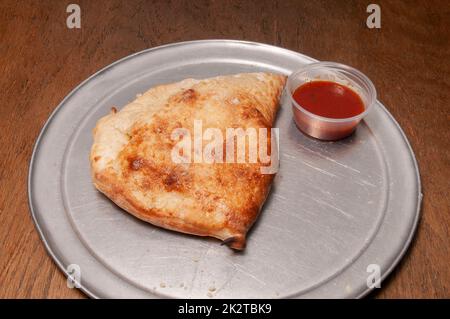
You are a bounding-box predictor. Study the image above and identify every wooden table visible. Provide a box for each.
[1,0,448,298]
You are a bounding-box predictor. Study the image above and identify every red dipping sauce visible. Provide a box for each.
[290,80,368,140]
[293,81,365,119]
[287,62,376,141]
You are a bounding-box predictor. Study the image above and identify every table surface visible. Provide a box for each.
[0,0,449,298]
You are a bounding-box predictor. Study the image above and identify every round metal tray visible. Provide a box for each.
[28,40,422,298]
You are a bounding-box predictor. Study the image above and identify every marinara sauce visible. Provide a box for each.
[291,81,366,140]
[293,81,365,119]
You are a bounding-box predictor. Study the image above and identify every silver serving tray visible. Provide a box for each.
[28,40,422,298]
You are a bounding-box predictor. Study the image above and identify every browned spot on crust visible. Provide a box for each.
[111,106,117,114]
[123,151,190,193]
[93,156,101,162]
[171,88,198,104]
[148,114,169,134]
[163,172,178,187]
[130,157,144,170]
[181,89,197,102]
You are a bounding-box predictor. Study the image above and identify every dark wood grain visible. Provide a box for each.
[0,0,448,298]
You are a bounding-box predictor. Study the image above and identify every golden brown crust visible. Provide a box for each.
[90,73,286,250]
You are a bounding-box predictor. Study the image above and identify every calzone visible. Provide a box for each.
[90,73,286,249]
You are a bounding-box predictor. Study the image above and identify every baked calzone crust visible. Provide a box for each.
[90,73,286,249]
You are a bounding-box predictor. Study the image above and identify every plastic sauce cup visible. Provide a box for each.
[287,62,377,141]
